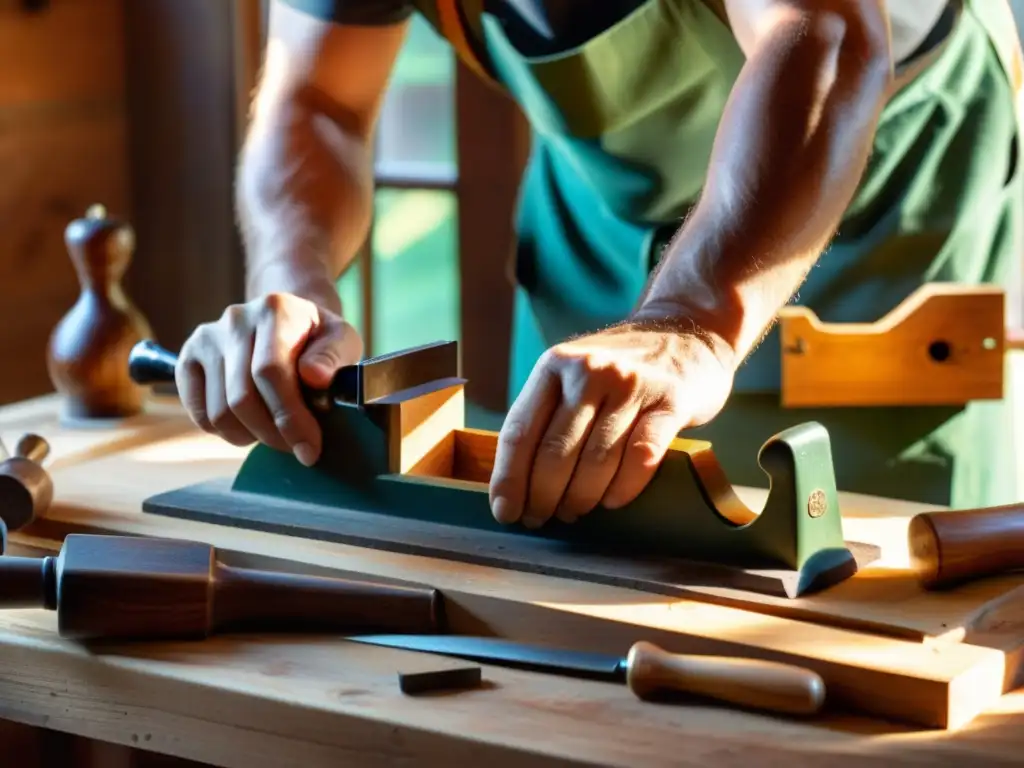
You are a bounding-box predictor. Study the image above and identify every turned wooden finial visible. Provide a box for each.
[0,433,53,554]
[46,205,155,422]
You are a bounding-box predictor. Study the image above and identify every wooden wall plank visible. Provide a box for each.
[455,64,529,413]
[0,0,125,107]
[122,0,247,354]
[0,0,129,406]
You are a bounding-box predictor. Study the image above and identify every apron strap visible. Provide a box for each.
[970,0,1024,130]
[434,0,732,83]
[435,0,503,88]
[700,0,729,27]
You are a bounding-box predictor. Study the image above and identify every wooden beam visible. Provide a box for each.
[122,0,247,353]
[455,62,529,412]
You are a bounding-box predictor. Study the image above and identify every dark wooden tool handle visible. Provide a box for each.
[211,564,443,635]
[15,434,49,465]
[128,340,178,384]
[625,641,825,716]
[909,503,1024,589]
[0,556,56,609]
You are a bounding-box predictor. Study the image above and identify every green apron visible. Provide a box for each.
[417,0,1024,508]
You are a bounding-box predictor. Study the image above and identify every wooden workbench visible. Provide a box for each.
[0,382,1022,768]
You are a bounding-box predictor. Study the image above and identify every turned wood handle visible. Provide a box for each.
[14,434,49,465]
[128,340,178,384]
[909,504,1024,589]
[624,641,826,716]
[211,564,443,635]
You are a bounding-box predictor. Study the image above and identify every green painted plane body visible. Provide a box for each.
[232,390,853,589]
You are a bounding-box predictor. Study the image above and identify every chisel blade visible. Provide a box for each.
[347,634,627,682]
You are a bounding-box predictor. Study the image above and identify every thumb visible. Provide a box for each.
[297,319,363,388]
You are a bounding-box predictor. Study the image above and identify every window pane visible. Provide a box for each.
[335,259,363,337]
[371,188,459,354]
[375,15,456,181]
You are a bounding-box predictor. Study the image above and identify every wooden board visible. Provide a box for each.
[142,477,881,599]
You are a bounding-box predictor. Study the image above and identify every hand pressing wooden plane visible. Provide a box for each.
[0,434,52,554]
[126,340,880,600]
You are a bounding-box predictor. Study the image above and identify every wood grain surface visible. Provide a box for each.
[0,392,1023,763]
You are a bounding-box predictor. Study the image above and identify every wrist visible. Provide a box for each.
[629,301,742,375]
[246,258,343,314]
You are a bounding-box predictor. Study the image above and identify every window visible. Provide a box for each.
[335,15,528,412]
[337,17,460,356]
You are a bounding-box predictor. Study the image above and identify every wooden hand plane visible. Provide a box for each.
[126,340,879,599]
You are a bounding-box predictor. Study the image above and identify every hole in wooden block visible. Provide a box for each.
[928,340,952,363]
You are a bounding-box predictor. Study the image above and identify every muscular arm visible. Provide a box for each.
[637,0,895,365]
[237,0,409,312]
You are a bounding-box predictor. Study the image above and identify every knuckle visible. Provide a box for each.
[580,439,613,466]
[187,406,213,432]
[223,304,247,329]
[628,439,664,467]
[252,357,289,385]
[259,292,291,317]
[183,324,216,359]
[207,405,233,432]
[270,408,303,439]
[499,420,530,450]
[537,433,573,460]
[226,383,259,414]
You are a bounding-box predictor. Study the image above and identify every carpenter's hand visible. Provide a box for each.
[176,293,362,465]
[488,320,735,528]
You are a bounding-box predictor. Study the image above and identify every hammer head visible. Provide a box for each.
[0,434,53,536]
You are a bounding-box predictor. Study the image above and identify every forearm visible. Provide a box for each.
[638,10,893,363]
[236,92,375,313]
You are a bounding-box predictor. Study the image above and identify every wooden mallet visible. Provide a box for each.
[0,434,52,553]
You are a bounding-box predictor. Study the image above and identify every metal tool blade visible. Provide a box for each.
[347,634,628,681]
[329,340,461,405]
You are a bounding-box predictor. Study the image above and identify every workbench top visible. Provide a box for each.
[0,391,1023,768]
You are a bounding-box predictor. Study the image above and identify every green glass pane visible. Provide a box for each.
[335,260,363,338]
[376,15,455,175]
[371,188,459,355]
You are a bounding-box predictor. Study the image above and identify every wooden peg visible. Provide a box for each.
[0,534,442,641]
[908,503,1024,589]
[0,434,52,552]
[46,205,155,422]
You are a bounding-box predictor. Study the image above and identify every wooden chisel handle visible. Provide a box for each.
[625,642,826,716]
[909,503,1024,589]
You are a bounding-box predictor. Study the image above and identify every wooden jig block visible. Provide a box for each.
[0,434,52,554]
[128,341,880,599]
[778,283,1007,407]
[46,205,155,423]
[0,534,441,641]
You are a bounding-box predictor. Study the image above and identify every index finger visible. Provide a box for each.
[250,314,323,465]
[489,362,561,525]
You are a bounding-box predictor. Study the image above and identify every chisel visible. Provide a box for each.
[348,634,826,716]
[128,339,462,407]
